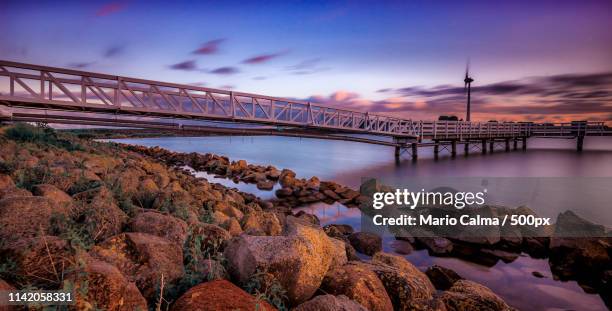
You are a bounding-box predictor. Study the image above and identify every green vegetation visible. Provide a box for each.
[244,268,288,311]
[5,122,84,151]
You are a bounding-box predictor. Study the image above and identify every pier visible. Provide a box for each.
[0,60,610,160]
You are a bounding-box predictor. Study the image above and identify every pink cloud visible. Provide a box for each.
[96,1,127,17]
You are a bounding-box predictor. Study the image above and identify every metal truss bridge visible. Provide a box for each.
[0,60,610,159]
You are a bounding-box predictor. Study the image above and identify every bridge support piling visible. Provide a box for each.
[433,142,439,159]
[489,140,494,153]
[505,138,510,152]
[451,140,457,157]
[394,146,400,159]
[577,136,584,152]
[464,141,469,155]
[481,140,487,154]
[411,143,418,160]
[522,137,527,150]
[513,139,518,150]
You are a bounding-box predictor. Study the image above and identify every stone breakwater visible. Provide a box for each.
[0,124,521,310]
[124,143,612,309]
[123,144,366,209]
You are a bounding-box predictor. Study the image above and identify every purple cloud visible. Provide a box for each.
[170,60,198,71]
[103,44,125,58]
[193,38,225,55]
[210,67,239,75]
[242,51,287,64]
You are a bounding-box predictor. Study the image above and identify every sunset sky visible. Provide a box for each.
[1,0,611,123]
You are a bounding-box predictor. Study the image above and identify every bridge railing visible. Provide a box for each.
[413,121,532,140]
[528,121,607,136]
[0,60,416,137]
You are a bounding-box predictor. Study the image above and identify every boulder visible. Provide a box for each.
[214,201,244,219]
[367,252,436,310]
[305,177,320,190]
[391,240,413,255]
[0,187,32,200]
[0,196,67,242]
[440,280,515,311]
[0,174,14,189]
[257,180,276,190]
[553,210,606,237]
[137,178,159,195]
[275,187,294,198]
[127,211,188,245]
[2,236,78,288]
[242,210,283,236]
[266,167,282,180]
[170,280,276,311]
[549,211,610,281]
[73,186,129,242]
[337,188,360,201]
[222,217,243,237]
[90,232,184,301]
[417,237,453,256]
[320,262,394,311]
[65,259,148,311]
[425,265,463,290]
[293,294,367,311]
[329,238,349,270]
[295,210,321,226]
[324,224,354,239]
[348,232,382,256]
[32,184,73,207]
[224,217,338,305]
[323,189,341,201]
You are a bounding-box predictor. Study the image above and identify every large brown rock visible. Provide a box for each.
[224,217,338,305]
[321,262,394,311]
[366,252,436,310]
[2,236,78,288]
[348,232,382,256]
[127,211,188,245]
[213,201,244,219]
[90,232,184,301]
[222,217,243,237]
[65,259,148,311]
[0,196,67,243]
[426,265,463,290]
[293,294,367,311]
[0,174,14,189]
[549,211,610,281]
[242,210,283,236]
[170,280,276,311]
[0,187,32,200]
[73,186,129,242]
[440,280,515,311]
[32,184,73,207]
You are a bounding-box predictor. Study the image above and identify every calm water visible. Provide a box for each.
[115,135,612,311]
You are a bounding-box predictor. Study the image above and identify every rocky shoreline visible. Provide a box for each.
[0,123,609,310]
